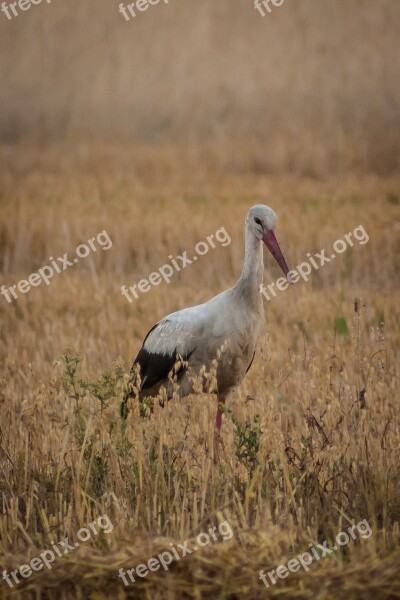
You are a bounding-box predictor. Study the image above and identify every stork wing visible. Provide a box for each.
[133,307,205,391]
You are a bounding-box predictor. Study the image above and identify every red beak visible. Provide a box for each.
[262,229,290,277]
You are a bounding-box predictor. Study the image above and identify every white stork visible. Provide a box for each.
[123,205,290,437]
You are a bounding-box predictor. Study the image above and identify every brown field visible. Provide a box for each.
[1,0,400,175]
[0,143,399,599]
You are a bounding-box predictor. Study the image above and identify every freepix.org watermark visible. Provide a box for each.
[1,0,52,21]
[254,0,285,17]
[2,514,113,589]
[119,0,170,21]
[0,230,112,304]
[118,519,234,586]
[259,519,372,589]
[121,227,231,303]
[259,224,369,301]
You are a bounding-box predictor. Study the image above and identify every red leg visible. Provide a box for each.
[214,395,226,464]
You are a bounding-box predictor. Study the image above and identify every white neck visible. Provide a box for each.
[233,226,264,306]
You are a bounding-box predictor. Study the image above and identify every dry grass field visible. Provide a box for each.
[0,142,399,599]
[1,0,400,175]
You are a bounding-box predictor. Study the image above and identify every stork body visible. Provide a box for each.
[124,205,290,433]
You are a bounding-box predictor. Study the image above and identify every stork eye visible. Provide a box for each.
[254,217,263,226]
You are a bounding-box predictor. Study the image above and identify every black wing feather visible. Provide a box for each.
[133,322,194,391]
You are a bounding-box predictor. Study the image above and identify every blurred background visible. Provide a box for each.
[1,0,399,175]
[1,3,400,598]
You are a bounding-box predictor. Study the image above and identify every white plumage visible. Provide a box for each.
[124,205,290,434]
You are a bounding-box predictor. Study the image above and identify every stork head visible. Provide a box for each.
[247,204,290,277]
